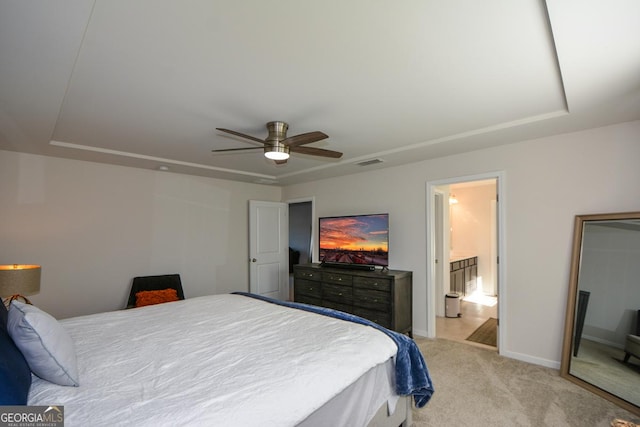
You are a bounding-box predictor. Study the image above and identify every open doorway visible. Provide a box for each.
[288,198,315,300]
[426,173,505,351]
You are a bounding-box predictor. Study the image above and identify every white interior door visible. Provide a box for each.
[249,200,288,300]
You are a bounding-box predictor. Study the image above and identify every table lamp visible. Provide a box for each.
[0,264,41,307]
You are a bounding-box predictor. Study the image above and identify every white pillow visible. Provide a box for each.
[7,301,79,386]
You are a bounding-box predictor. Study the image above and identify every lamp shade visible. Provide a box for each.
[0,265,41,297]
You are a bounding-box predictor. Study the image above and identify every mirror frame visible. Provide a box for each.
[561,211,640,416]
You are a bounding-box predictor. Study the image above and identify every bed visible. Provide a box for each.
[2,292,433,426]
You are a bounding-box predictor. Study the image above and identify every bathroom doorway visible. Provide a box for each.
[426,173,505,351]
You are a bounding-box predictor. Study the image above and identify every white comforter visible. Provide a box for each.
[28,294,398,426]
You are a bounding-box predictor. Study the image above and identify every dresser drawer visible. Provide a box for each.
[353,276,391,292]
[294,279,322,299]
[294,269,322,281]
[322,272,353,285]
[353,307,391,329]
[353,288,390,312]
[322,282,353,304]
[295,294,321,307]
[322,300,353,314]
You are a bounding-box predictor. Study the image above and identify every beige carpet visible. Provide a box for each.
[411,338,639,427]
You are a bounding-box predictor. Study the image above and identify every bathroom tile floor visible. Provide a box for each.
[436,291,498,349]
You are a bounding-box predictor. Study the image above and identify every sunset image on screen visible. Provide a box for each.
[319,214,388,265]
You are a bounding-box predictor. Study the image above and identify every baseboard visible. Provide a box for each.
[413,328,561,370]
[412,328,428,338]
[582,334,624,350]
[500,349,560,370]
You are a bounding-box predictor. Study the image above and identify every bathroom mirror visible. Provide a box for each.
[561,212,640,416]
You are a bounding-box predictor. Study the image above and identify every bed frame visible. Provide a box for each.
[367,395,412,427]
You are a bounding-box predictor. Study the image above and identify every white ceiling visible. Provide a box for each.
[1,0,639,186]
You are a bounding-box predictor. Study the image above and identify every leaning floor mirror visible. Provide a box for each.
[561,211,640,416]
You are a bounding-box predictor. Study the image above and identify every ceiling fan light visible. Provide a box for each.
[264,143,290,160]
[264,150,289,160]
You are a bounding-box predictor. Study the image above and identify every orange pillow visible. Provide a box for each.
[135,289,179,308]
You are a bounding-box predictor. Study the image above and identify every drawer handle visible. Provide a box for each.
[309,287,314,291]
[338,292,343,296]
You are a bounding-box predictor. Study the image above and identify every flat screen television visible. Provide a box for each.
[319,213,389,267]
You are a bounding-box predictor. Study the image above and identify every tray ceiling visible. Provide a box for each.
[1,0,639,185]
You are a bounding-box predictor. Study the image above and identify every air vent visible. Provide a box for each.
[254,179,277,185]
[356,158,384,167]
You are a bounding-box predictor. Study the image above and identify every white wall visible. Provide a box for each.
[0,152,281,319]
[283,120,640,367]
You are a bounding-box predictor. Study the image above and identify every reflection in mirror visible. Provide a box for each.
[561,212,640,416]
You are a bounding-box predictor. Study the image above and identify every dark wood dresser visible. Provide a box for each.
[293,263,413,336]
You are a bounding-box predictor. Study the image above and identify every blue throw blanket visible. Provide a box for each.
[234,292,434,408]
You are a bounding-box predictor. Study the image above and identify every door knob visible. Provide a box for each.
[251,258,257,262]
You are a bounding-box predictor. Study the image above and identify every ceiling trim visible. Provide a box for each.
[277,109,569,180]
[49,140,277,180]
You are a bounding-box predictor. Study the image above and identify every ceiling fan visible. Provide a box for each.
[213,121,342,164]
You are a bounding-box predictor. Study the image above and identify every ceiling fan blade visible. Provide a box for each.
[290,146,343,158]
[211,147,262,153]
[216,128,265,144]
[284,131,328,147]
